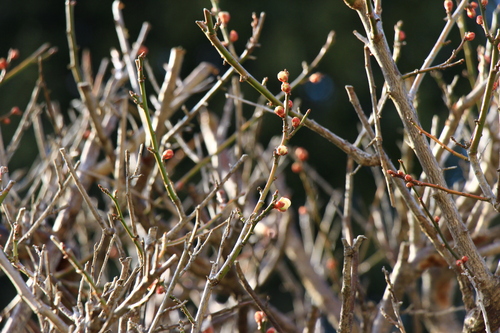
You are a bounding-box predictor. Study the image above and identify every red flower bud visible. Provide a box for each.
[0,58,7,70]
[477,15,483,25]
[162,149,174,160]
[274,106,285,118]
[470,2,478,9]
[482,0,488,6]
[461,255,469,263]
[218,11,230,25]
[281,82,291,94]
[444,0,454,13]
[404,174,413,182]
[291,117,301,127]
[464,32,476,41]
[398,30,406,41]
[10,106,22,116]
[466,8,476,19]
[309,72,323,83]
[8,49,19,61]
[291,162,302,173]
[229,30,238,43]
[294,147,309,161]
[138,45,149,56]
[288,99,293,109]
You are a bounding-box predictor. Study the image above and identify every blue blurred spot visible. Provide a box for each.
[304,75,334,102]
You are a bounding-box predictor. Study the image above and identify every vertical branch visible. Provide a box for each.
[65,0,82,84]
[338,235,366,333]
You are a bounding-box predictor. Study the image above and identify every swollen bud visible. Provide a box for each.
[464,32,476,41]
[277,70,289,82]
[274,106,285,118]
[444,0,453,13]
[218,11,230,25]
[229,30,238,43]
[274,197,291,212]
[162,149,174,160]
[276,145,288,156]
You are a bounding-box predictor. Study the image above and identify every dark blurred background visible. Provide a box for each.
[0,0,497,329]
[1,0,494,183]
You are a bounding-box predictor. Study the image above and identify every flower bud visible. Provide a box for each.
[254,311,267,330]
[276,145,288,156]
[281,82,291,94]
[291,162,302,173]
[229,30,238,43]
[466,7,476,18]
[398,30,406,41]
[218,11,230,25]
[288,99,293,109]
[8,49,19,61]
[444,0,453,13]
[0,58,7,70]
[274,106,285,118]
[162,149,174,160]
[477,15,483,25]
[294,147,309,161]
[482,0,488,6]
[291,117,301,127]
[274,197,291,212]
[464,32,476,41]
[10,106,22,116]
[277,70,289,82]
[309,72,323,83]
[404,174,413,182]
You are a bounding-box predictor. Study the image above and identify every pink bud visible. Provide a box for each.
[466,8,476,18]
[229,30,238,43]
[294,147,309,161]
[291,117,301,127]
[464,32,476,41]
[477,15,483,25]
[218,11,230,25]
